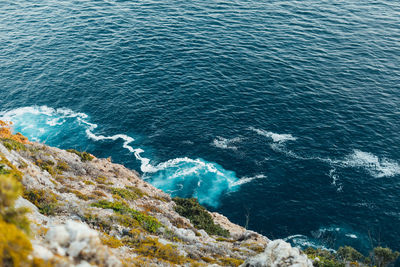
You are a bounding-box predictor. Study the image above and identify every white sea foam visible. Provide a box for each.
[340,149,400,178]
[1,106,262,207]
[249,127,297,143]
[328,168,343,192]
[230,174,266,187]
[345,234,358,239]
[284,234,336,252]
[212,136,242,150]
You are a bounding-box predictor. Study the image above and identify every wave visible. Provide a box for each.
[212,136,242,150]
[284,234,336,252]
[249,127,297,143]
[250,126,400,179]
[229,174,267,187]
[340,149,400,178]
[0,106,257,207]
[286,226,370,253]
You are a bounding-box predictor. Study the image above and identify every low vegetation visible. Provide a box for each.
[24,188,60,215]
[35,159,56,176]
[173,197,230,237]
[1,138,27,151]
[0,148,51,266]
[91,200,161,233]
[0,120,28,144]
[110,186,144,201]
[305,246,400,267]
[66,149,94,162]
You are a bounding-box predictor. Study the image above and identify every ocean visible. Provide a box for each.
[1,0,400,255]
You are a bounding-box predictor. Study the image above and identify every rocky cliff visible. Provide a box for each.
[0,122,312,267]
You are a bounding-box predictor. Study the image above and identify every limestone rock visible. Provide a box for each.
[240,239,313,267]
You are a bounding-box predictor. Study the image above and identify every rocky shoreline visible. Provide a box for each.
[0,124,312,266]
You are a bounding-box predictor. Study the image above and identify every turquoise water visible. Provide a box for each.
[1,0,400,255]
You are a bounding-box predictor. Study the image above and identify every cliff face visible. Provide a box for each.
[0,134,312,267]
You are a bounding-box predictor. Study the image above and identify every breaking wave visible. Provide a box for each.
[250,127,297,143]
[251,127,400,179]
[0,106,258,207]
[212,136,242,150]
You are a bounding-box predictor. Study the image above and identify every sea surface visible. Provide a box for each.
[1,0,400,255]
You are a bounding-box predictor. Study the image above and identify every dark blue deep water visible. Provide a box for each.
[1,0,400,255]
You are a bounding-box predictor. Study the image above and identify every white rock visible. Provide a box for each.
[240,239,313,267]
[46,225,70,247]
[32,244,54,260]
[174,227,197,243]
[65,220,98,242]
[76,261,94,267]
[68,241,88,258]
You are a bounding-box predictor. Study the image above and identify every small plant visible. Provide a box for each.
[173,197,230,237]
[70,189,90,200]
[0,154,33,266]
[95,176,113,185]
[0,154,23,181]
[24,188,59,215]
[0,166,30,233]
[111,187,144,201]
[101,233,123,248]
[66,149,94,162]
[83,212,112,232]
[1,138,27,151]
[35,159,56,176]
[219,257,244,267]
[91,200,161,233]
[91,190,107,198]
[0,221,32,266]
[55,160,69,173]
[304,247,344,267]
[84,180,95,185]
[0,121,28,144]
[134,237,187,264]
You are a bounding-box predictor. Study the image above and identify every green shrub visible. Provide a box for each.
[337,246,364,262]
[111,187,144,201]
[35,159,55,176]
[55,160,69,173]
[0,156,33,266]
[66,149,94,162]
[101,233,123,248]
[172,197,229,237]
[0,154,23,181]
[219,257,244,267]
[373,247,400,267]
[1,138,27,151]
[304,247,344,267]
[0,168,30,233]
[24,188,59,215]
[0,221,32,267]
[134,237,187,264]
[91,200,161,233]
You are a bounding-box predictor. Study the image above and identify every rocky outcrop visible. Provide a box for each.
[240,240,313,267]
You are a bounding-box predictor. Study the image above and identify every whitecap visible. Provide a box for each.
[212,136,242,150]
[340,149,400,178]
[230,174,266,187]
[345,234,358,239]
[249,127,297,143]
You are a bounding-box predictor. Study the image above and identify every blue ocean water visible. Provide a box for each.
[1,0,400,255]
